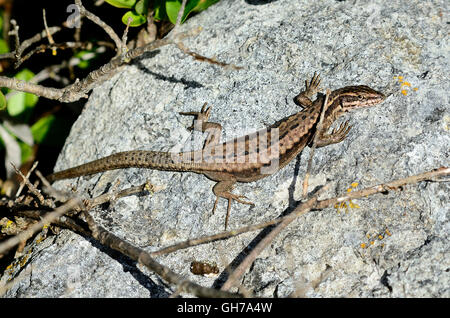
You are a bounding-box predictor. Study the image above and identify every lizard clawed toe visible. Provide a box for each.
[305,72,321,95]
[334,120,352,141]
[180,102,214,132]
[296,73,322,106]
[179,102,211,121]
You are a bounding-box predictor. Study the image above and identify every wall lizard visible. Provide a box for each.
[47,74,385,228]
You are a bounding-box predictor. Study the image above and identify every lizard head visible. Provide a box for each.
[336,85,386,112]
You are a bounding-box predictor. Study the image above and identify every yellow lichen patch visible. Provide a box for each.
[348,201,360,209]
[361,229,391,249]
[3,220,13,229]
[394,75,418,95]
[19,253,30,267]
[335,182,360,213]
[334,201,349,214]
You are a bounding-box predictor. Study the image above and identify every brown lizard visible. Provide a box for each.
[47,74,385,228]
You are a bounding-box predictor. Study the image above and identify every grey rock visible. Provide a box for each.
[2,0,448,297]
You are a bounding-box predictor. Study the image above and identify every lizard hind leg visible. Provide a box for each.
[211,179,254,230]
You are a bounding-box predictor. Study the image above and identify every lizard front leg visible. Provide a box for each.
[315,120,352,148]
[180,102,222,148]
[294,72,322,109]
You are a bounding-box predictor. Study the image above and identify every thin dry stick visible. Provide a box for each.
[0,263,35,296]
[14,209,90,237]
[152,167,449,257]
[42,9,55,46]
[220,187,326,292]
[176,42,243,70]
[88,181,154,208]
[10,19,20,57]
[314,166,449,210]
[15,161,39,198]
[82,210,241,298]
[0,20,61,66]
[302,88,331,198]
[11,162,45,205]
[175,0,188,28]
[0,198,82,255]
[151,196,322,257]
[220,167,449,291]
[121,17,132,52]
[75,0,123,53]
[0,35,175,101]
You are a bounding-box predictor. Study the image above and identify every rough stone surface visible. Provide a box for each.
[2,0,448,297]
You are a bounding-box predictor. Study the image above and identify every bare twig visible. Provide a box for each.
[314,166,449,210]
[121,17,132,54]
[75,0,123,53]
[152,167,449,257]
[220,167,449,291]
[42,9,55,46]
[151,191,324,257]
[175,0,188,29]
[19,41,93,67]
[221,187,327,291]
[302,88,330,198]
[177,40,243,70]
[15,161,39,198]
[1,23,62,67]
[9,19,20,58]
[0,27,201,102]
[88,180,154,208]
[82,209,241,298]
[0,198,82,255]
[11,162,46,205]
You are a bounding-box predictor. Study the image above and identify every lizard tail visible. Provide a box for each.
[46,150,197,183]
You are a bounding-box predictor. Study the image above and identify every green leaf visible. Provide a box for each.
[104,0,136,8]
[122,10,147,26]
[165,0,219,25]
[0,11,3,35]
[0,91,6,110]
[192,0,220,12]
[153,0,167,21]
[135,0,149,15]
[31,114,71,146]
[18,141,33,164]
[31,115,55,144]
[74,50,95,69]
[165,0,194,24]
[0,39,9,54]
[7,69,39,117]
